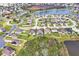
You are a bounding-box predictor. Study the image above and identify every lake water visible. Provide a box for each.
[34,9,71,16]
[0,37,5,48]
[64,40,79,56]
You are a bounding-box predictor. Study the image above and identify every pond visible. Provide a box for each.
[34,9,71,16]
[64,40,79,56]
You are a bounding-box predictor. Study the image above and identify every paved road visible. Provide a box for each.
[2,24,17,38]
[20,16,78,31]
[8,11,79,34]
[34,16,79,33]
[18,11,79,33]
[14,10,79,34]
[0,24,17,48]
[25,16,77,29]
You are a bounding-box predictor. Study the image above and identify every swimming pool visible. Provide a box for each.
[34,9,71,16]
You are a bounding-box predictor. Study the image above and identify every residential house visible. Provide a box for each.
[36,29,44,36]
[29,29,36,35]
[44,28,51,34]
[2,46,16,56]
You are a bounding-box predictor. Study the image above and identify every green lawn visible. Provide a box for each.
[37,21,43,26]
[18,36,62,56]
[76,22,79,29]
[0,49,2,55]
[17,31,29,40]
[67,20,73,26]
[0,32,5,36]
[4,25,12,31]
[52,32,60,37]
[5,36,13,40]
